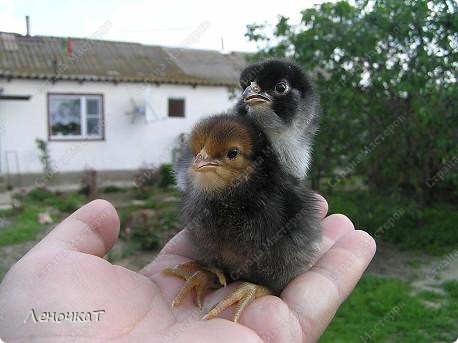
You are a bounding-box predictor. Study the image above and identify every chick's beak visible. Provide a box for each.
[192,150,222,172]
[243,82,272,105]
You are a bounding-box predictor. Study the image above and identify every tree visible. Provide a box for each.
[245,0,458,205]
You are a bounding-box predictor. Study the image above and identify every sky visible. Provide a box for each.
[0,0,330,52]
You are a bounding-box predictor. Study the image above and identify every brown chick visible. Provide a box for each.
[163,113,321,322]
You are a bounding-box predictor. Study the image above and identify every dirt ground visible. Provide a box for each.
[368,242,458,293]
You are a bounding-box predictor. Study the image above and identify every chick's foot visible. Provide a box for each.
[202,282,271,323]
[162,260,227,308]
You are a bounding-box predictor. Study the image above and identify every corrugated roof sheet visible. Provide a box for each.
[0,32,248,86]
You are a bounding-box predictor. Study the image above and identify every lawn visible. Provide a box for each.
[0,186,456,341]
[0,205,46,246]
[0,188,84,246]
[321,276,458,343]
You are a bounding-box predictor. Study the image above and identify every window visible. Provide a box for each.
[48,94,104,140]
[168,98,185,117]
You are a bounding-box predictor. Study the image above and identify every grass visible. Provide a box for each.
[1,186,457,341]
[320,275,458,343]
[0,189,85,246]
[2,186,456,255]
[0,206,47,246]
[324,190,458,254]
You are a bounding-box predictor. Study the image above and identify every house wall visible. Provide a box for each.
[0,79,236,187]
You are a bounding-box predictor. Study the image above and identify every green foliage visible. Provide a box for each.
[100,185,122,193]
[320,275,458,343]
[35,138,53,180]
[442,280,458,299]
[131,220,162,250]
[130,186,153,200]
[53,195,82,213]
[105,240,142,263]
[159,164,176,188]
[25,188,55,202]
[245,0,458,205]
[119,190,180,251]
[128,207,179,250]
[18,188,84,214]
[133,163,176,192]
[326,190,458,254]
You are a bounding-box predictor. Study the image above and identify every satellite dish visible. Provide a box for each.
[126,87,163,123]
[125,99,145,123]
[144,87,160,123]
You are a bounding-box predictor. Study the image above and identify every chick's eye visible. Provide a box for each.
[275,81,289,94]
[226,148,240,160]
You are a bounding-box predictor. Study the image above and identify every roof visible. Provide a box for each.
[0,32,248,86]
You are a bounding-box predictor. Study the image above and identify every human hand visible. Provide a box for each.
[0,198,375,342]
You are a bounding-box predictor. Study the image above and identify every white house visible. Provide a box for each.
[0,31,247,188]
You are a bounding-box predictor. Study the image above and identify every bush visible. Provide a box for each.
[25,188,55,202]
[53,195,82,213]
[101,185,122,193]
[159,164,176,188]
[121,196,180,251]
[136,225,162,250]
[124,209,162,250]
[133,163,176,190]
[16,188,83,213]
[325,190,458,254]
[247,0,458,205]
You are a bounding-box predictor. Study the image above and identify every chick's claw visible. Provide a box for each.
[203,282,271,323]
[162,260,227,308]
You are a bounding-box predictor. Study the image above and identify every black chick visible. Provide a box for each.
[164,113,321,322]
[236,59,320,179]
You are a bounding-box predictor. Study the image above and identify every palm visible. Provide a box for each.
[0,199,375,343]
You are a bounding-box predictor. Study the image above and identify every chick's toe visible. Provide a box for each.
[162,260,226,308]
[203,282,271,323]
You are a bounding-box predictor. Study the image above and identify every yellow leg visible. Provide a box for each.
[162,260,227,308]
[202,282,271,323]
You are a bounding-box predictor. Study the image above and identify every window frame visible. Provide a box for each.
[168,98,185,118]
[47,93,105,141]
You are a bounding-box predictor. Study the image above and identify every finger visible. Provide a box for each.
[315,214,355,262]
[160,228,196,258]
[146,202,341,324]
[238,295,303,343]
[170,319,263,343]
[315,193,328,219]
[31,199,120,257]
[128,228,204,323]
[232,214,354,342]
[281,230,376,342]
[141,229,197,278]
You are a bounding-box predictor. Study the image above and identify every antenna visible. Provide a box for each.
[25,16,30,36]
[220,37,230,54]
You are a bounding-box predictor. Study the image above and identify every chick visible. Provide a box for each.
[236,59,320,179]
[163,113,321,322]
